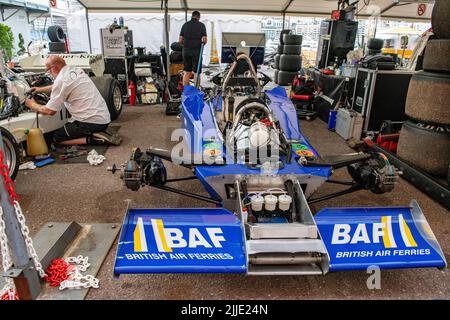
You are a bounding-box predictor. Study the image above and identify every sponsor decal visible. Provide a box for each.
[291,143,309,151]
[295,149,315,157]
[331,214,417,249]
[203,142,222,150]
[203,149,222,157]
[127,217,234,262]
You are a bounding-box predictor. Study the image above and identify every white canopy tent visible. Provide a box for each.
[77,0,434,20]
[75,0,434,70]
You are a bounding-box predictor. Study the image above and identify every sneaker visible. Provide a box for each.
[92,132,122,145]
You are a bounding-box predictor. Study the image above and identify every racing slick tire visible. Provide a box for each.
[423,39,450,73]
[48,42,66,53]
[279,29,291,45]
[47,25,65,42]
[279,54,302,72]
[91,77,123,121]
[170,42,183,52]
[397,120,450,177]
[431,0,450,39]
[277,70,298,86]
[405,71,450,126]
[277,45,284,54]
[0,127,20,181]
[282,34,303,46]
[282,45,302,55]
[274,54,281,69]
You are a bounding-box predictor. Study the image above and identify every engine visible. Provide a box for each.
[224,98,287,167]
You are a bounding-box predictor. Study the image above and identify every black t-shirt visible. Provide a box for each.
[180,19,207,49]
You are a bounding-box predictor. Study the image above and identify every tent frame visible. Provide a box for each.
[75,0,431,55]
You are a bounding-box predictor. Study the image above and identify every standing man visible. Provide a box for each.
[179,11,207,86]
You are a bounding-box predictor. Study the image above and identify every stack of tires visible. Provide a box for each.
[169,42,183,63]
[397,0,450,180]
[274,33,303,86]
[47,26,66,53]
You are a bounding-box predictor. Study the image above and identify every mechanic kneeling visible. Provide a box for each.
[24,55,121,146]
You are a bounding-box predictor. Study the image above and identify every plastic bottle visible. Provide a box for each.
[119,17,124,28]
[26,128,49,156]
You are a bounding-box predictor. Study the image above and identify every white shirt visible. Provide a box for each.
[46,66,111,124]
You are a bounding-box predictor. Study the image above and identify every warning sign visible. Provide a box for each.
[417,4,426,16]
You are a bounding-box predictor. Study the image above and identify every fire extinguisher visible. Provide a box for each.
[128,80,136,106]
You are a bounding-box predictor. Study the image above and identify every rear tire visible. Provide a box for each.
[405,71,450,126]
[277,45,284,54]
[397,120,450,177]
[282,45,302,55]
[277,71,298,86]
[47,25,65,42]
[431,0,450,39]
[279,54,302,72]
[170,42,183,52]
[48,42,66,53]
[423,39,450,73]
[0,127,20,181]
[279,30,291,45]
[91,77,123,121]
[282,34,303,46]
[274,54,281,69]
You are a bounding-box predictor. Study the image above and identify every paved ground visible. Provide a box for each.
[14,104,449,300]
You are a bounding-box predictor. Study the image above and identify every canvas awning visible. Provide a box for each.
[77,0,434,21]
[0,0,49,14]
[0,0,50,22]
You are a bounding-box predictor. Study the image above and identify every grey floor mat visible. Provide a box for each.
[52,126,121,164]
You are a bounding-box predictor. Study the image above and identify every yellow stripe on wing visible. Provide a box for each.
[134,220,142,252]
[402,216,418,247]
[155,219,172,253]
[382,216,393,248]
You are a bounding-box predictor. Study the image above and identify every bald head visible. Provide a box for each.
[45,55,66,78]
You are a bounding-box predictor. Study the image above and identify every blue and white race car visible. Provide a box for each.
[110,53,446,276]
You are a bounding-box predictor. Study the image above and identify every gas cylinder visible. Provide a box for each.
[26,128,48,156]
[128,81,136,106]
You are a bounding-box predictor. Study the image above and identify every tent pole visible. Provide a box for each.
[86,9,92,53]
[79,1,92,54]
[164,0,170,83]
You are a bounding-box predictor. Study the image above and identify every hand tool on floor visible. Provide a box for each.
[59,150,88,160]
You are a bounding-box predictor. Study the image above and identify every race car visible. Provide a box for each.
[109,53,446,276]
